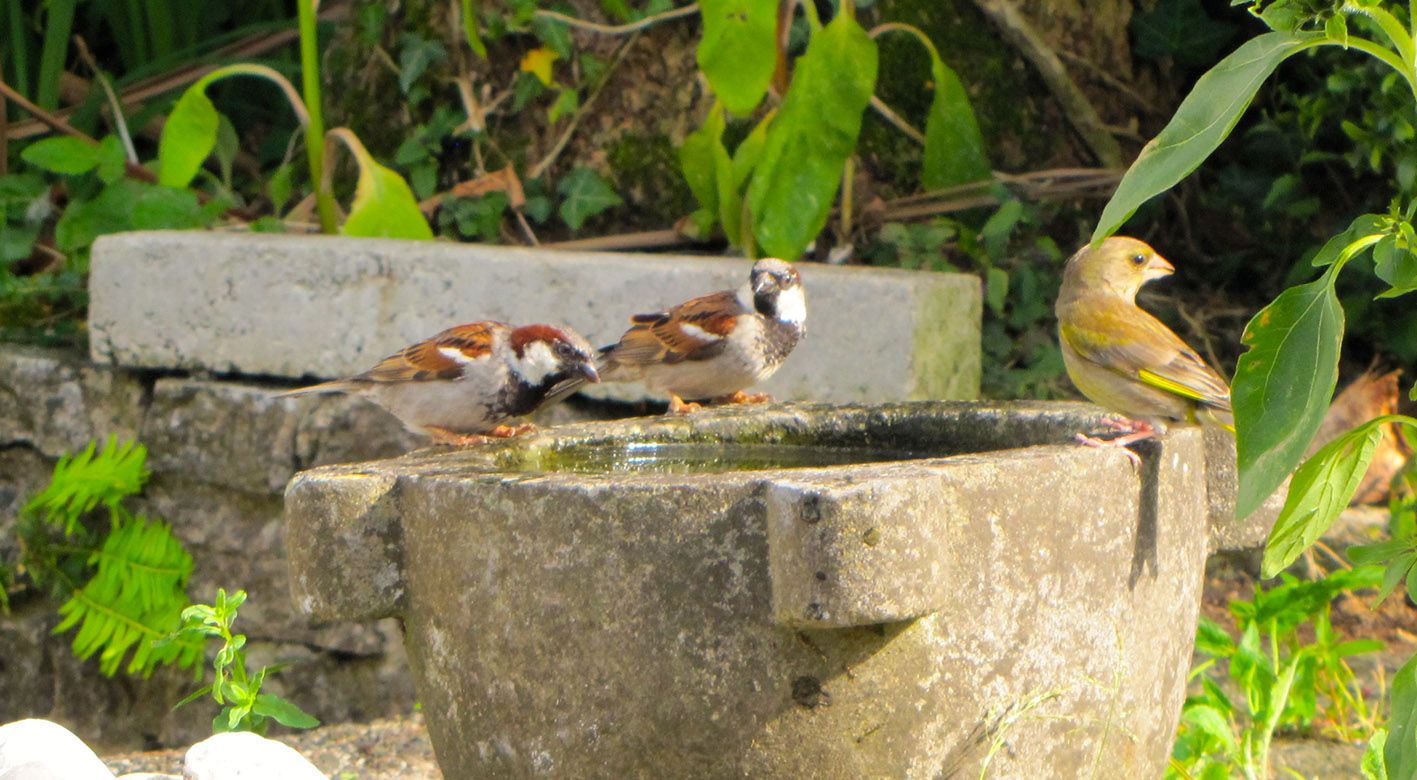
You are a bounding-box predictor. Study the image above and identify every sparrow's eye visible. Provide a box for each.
[1130,253,1147,266]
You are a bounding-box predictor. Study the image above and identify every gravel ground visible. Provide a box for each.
[104,714,442,779]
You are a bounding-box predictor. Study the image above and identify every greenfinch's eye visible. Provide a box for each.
[1130,253,1146,266]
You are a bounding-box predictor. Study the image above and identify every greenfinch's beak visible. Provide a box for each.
[1144,255,1175,282]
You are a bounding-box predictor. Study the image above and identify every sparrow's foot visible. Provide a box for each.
[425,424,535,446]
[717,390,773,405]
[426,426,492,446]
[667,395,703,414]
[1074,432,1144,469]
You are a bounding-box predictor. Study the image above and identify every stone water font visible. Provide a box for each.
[284,401,1265,778]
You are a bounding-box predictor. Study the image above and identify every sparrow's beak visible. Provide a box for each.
[752,274,775,296]
[578,361,601,384]
[1144,254,1175,281]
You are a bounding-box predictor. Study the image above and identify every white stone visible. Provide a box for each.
[0,719,115,780]
[89,232,981,404]
[183,732,325,780]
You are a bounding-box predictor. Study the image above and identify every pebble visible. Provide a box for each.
[0,718,116,780]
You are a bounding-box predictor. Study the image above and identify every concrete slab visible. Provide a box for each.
[89,232,981,404]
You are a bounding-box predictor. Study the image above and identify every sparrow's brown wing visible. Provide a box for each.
[608,290,744,366]
[358,321,505,383]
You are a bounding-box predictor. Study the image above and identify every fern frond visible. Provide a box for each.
[24,436,150,535]
[53,513,201,677]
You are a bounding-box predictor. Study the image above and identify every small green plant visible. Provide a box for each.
[10,436,203,676]
[1168,567,1386,779]
[677,1,990,260]
[168,588,319,734]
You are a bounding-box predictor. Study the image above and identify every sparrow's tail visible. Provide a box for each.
[275,380,355,398]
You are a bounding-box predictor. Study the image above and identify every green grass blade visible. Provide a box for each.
[36,0,78,110]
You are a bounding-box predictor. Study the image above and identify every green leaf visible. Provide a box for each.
[557,167,622,230]
[696,0,778,114]
[1233,267,1344,519]
[1375,233,1417,297]
[159,85,221,188]
[1195,616,1236,657]
[329,131,434,240]
[1364,729,1389,780]
[398,34,448,94]
[1260,422,1383,577]
[132,186,206,231]
[252,693,321,729]
[724,118,769,244]
[922,57,990,189]
[680,106,727,227]
[548,88,579,123]
[1387,653,1417,778]
[747,14,877,259]
[1311,214,1386,267]
[21,137,100,175]
[1181,704,1238,757]
[95,136,128,185]
[1093,31,1319,241]
[461,0,487,58]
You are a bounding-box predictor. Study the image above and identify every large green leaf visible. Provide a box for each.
[1260,422,1383,577]
[1233,267,1343,519]
[158,86,220,188]
[922,57,990,189]
[1093,31,1319,241]
[747,14,877,259]
[696,0,778,115]
[680,105,727,223]
[328,130,433,240]
[1388,654,1417,779]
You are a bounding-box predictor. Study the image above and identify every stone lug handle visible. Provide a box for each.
[283,472,406,622]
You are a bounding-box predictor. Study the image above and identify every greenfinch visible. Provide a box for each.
[1055,237,1233,462]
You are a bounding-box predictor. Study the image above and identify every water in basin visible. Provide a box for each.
[503,441,932,474]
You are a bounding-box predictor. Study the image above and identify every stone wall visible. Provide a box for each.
[0,344,616,751]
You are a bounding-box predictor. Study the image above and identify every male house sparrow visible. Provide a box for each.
[598,258,806,413]
[1055,237,1233,463]
[281,321,599,444]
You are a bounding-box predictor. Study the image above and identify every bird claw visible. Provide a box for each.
[1074,432,1143,470]
[667,395,702,415]
[718,391,772,405]
[427,423,535,446]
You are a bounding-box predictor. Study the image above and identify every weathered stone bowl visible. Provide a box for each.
[283,401,1250,778]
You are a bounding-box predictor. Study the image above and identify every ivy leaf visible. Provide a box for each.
[747,14,877,259]
[696,0,778,114]
[159,85,221,188]
[1233,266,1344,519]
[557,167,622,230]
[548,88,579,123]
[1093,31,1319,241]
[1260,421,1383,577]
[399,34,448,94]
[327,129,434,240]
[922,56,990,189]
[21,137,101,175]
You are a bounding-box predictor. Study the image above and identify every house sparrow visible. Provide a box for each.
[598,258,806,413]
[1056,237,1233,465]
[280,321,599,444]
